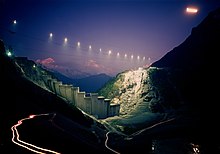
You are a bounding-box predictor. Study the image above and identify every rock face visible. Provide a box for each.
[100,7,220,116]
[99,67,149,115]
[98,7,220,153]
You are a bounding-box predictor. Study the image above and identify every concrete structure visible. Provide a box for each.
[41,74,120,119]
[12,56,120,119]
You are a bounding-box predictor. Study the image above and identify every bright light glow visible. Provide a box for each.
[13,20,17,24]
[99,48,102,52]
[108,50,112,55]
[131,55,133,59]
[6,51,12,57]
[137,56,140,60]
[77,42,80,47]
[143,56,145,60]
[117,52,120,57]
[186,7,198,14]
[33,64,36,68]
[49,33,53,38]
[89,45,92,49]
[11,113,60,154]
[124,54,127,58]
[29,115,35,118]
[64,37,68,43]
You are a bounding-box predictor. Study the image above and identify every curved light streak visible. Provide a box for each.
[127,118,175,138]
[11,113,60,154]
[105,132,120,154]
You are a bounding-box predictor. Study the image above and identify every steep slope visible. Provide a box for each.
[98,7,220,153]
[151,7,220,116]
[99,68,149,115]
[0,40,110,153]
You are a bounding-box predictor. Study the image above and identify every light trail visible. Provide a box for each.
[11,113,61,154]
[105,132,120,154]
[126,118,176,139]
[104,117,175,153]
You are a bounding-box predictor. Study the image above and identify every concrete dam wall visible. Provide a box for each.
[42,74,120,119]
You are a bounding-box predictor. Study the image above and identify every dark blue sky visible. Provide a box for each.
[1,0,220,76]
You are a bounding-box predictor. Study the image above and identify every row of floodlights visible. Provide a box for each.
[49,32,148,61]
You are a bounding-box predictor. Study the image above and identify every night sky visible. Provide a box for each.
[1,0,220,76]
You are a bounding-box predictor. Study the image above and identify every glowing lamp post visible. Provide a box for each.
[77,42,80,47]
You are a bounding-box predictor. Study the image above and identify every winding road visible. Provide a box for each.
[11,112,175,154]
[11,113,61,154]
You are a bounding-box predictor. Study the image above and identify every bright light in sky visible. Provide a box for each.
[108,50,111,55]
[131,55,133,59]
[2,0,219,76]
[186,7,198,14]
[64,37,68,43]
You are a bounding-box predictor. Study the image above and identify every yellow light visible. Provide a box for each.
[186,7,198,14]
[64,37,68,42]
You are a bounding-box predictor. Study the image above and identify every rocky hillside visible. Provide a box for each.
[98,7,220,154]
[0,40,110,153]
[99,68,149,115]
[100,7,220,121]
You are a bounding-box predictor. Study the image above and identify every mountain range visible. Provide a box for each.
[1,6,220,154]
[51,70,113,93]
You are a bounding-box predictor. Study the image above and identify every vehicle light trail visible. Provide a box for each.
[126,118,176,139]
[11,113,61,154]
[105,132,120,154]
